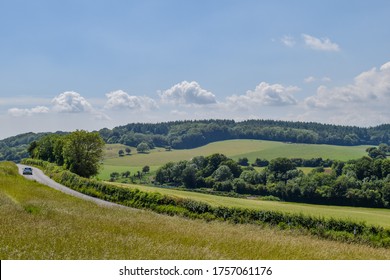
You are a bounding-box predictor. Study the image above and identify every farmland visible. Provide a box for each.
[99,139,369,180]
[1,161,390,259]
[113,183,390,228]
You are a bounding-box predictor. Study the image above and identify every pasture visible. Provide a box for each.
[114,183,390,229]
[1,162,389,259]
[99,140,369,180]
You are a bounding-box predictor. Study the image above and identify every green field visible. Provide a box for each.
[114,183,390,229]
[99,140,369,180]
[1,162,390,259]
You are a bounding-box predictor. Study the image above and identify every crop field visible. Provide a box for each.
[99,140,369,180]
[114,183,390,229]
[1,162,390,259]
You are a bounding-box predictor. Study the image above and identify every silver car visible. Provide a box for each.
[22,167,33,175]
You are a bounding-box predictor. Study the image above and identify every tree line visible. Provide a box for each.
[100,119,390,149]
[155,151,390,208]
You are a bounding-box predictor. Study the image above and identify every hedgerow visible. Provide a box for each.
[21,158,390,248]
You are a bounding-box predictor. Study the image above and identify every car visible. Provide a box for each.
[22,167,33,175]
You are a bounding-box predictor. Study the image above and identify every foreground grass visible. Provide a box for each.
[99,140,369,180]
[114,183,390,229]
[1,162,390,259]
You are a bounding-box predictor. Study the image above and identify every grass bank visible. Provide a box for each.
[1,161,390,259]
[113,183,390,229]
[20,159,390,249]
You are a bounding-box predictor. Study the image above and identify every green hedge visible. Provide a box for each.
[21,158,390,248]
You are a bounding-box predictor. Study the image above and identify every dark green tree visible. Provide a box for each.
[142,165,150,173]
[212,165,233,181]
[62,130,105,178]
[237,157,249,166]
[182,164,197,188]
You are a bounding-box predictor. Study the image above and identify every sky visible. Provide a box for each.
[1,0,390,139]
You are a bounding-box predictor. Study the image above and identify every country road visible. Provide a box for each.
[17,164,126,208]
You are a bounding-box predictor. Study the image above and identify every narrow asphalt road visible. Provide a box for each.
[17,164,126,208]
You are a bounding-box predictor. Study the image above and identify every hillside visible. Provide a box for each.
[1,119,389,162]
[1,161,390,259]
[100,119,390,148]
[99,139,369,180]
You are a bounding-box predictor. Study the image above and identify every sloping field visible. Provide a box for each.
[99,140,369,180]
[1,162,390,259]
[114,183,390,229]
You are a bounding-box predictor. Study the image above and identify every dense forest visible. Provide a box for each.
[100,119,390,148]
[1,119,390,162]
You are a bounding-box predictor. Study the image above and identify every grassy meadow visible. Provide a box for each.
[99,140,369,180]
[1,161,390,259]
[113,183,390,229]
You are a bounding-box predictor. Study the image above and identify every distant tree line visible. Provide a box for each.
[99,119,390,149]
[155,152,390,208]
[2,119,390,162]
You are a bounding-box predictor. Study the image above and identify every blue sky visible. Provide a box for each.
[1,0,390,139]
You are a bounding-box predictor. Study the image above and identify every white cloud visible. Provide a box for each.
[105,90,157,111]
[280,35,295,47]
[7,106,49,117]
[305,61,390,109]
[301,61,390,125]
[52,91,93,113]
[304,76,332,83]
[304,76,316,83]
[226,82,299,108]
[302,34,340,52]
[159,81,217,105]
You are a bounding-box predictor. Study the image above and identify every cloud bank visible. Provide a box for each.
[105,90,157,111]
[226,82,299,108]
[159,81,217,105]
[8,106,49,117]
[52,91,93,113]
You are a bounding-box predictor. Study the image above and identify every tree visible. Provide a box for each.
[182,164,197,188]
[125,147,131,155]
[118,149,125,157]
[110,172,120,181]
[253,158,269,167]
[212,165,233,181]
[366,147,386,159]
[142,165,150,173]
[122,170,131,178]
[137,142,150,153]
[237,157,249,166]
[268,157,296,175]
[27,141,38,158]
[62,130,105,178]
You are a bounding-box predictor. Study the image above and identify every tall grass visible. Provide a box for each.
[115,183,390,228]
[20,159,390,248]
[1,162,390,259]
